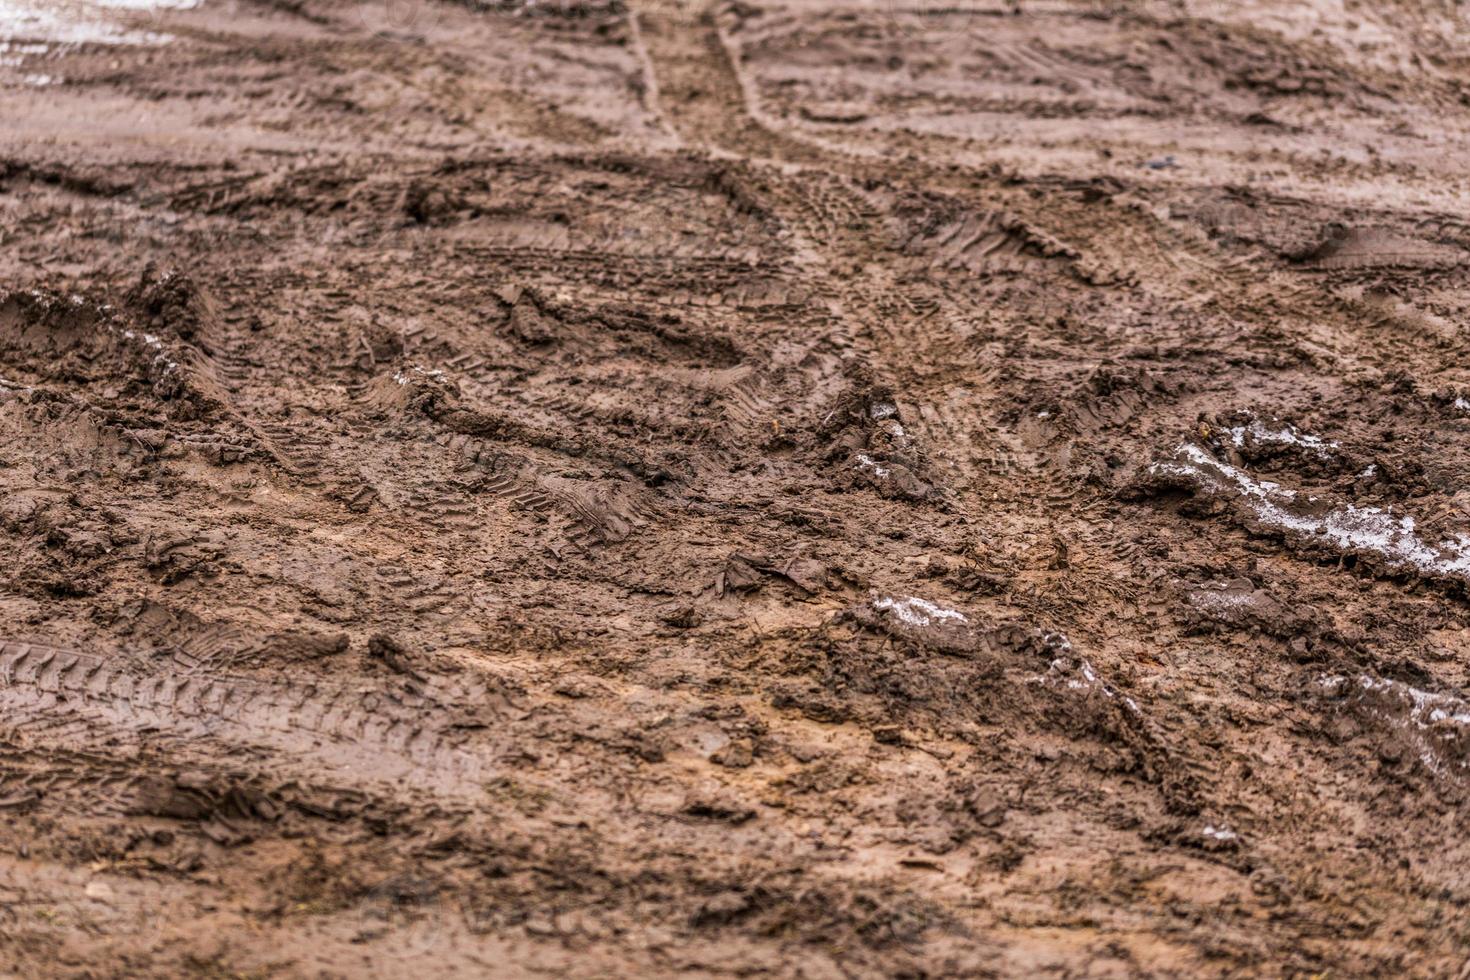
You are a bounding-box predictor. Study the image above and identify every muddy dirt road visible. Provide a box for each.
[3,0,1470,975]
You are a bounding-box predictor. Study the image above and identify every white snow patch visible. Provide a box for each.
[873,417,910,448]
[392,364,446,386]
[1318,673,1470,776]
[855,453,890,478]
[1225,419,1337,457]
[110,322,179,375]
[868,401,898,421]
[93,0,199,8]
[0,39,45,65]
[871,595,968,628]
[1150,444,1470,582]
[1188,587,1254,613]
[0,0,198,49]
[1041,631,1072,654]
[1033,654,1141,716]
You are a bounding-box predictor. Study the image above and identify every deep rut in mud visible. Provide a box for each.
[4,0,1470,975]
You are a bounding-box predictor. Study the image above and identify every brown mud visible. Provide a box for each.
[3,0,1470,975]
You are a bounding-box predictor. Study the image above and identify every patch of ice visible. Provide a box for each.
[1455,397,1470,412]
[1202,824,1238,842]
[1150,444,1470,583]
[871,595,968,628]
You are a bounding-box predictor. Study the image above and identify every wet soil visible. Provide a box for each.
[3,0,1470,975]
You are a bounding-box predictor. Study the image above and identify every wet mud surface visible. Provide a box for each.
[3,0,1470,975]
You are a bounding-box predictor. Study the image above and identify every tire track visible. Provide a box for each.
[0,640,498,799]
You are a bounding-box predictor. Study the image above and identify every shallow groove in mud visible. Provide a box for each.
[0,640,495,794]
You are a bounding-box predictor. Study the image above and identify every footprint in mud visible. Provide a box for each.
[1176,576,1315,641]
